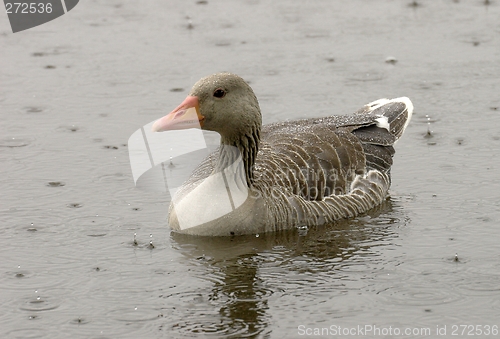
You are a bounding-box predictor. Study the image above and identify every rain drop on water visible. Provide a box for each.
[425,114,433,137]
[16,265,24,278]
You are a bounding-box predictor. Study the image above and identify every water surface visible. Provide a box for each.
[1,0,500,338]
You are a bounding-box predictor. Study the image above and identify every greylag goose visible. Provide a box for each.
[152,73,413,236]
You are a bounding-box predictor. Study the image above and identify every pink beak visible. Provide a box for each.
[151,96,204,132]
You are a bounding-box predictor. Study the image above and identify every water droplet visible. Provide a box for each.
[67,203,82,208]
[148,234,155,249]
[385,56,397,64]
[425,115,433,138]
[186,16,194,29]
[47,181,65,187]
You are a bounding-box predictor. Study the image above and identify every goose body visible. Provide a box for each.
[152,73,412,236]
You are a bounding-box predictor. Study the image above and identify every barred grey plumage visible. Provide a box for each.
[152,73,413,236]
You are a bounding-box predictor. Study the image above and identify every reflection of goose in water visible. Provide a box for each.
[166,199,400,337]
[152,73,412,236]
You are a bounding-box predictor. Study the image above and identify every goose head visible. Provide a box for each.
[152,73,262,145]
[152,73,262,184]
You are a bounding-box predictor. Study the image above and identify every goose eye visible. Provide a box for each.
[213,88,226,98]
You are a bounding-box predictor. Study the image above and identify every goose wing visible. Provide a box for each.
[257,97,413,200]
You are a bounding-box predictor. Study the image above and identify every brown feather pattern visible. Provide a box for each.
[164,73,412,236]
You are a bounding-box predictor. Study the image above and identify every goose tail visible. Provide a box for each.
[351,97,413,173]
[363,97,413,142]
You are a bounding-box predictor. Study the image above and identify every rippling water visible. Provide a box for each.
[1,0,500,338]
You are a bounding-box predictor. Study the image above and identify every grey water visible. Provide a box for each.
[1,0,500,338]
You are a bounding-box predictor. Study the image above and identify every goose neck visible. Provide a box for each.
[218,127,260,186]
